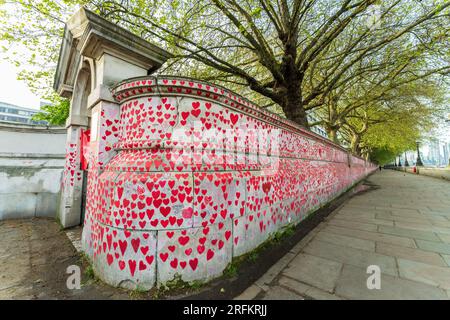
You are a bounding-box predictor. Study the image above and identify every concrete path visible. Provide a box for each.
[236,170,450,300]
[0,218,129,299]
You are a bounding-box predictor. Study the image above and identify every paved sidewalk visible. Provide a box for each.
[237,170,450,300]
[0,218,129,299]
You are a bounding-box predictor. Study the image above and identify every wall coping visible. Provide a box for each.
[0,123,66,134]
[0,152,66,159]
[111,75,367,161]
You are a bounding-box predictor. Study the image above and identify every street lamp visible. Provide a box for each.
[416,141,424,167]
[446,115,450,166]
[404,152,409,167]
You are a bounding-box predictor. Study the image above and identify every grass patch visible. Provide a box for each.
[248,251,259,262]
[223,261,239,277]
[129,285,149,300]
[150,274,207,299]
[84,264,95,280]
[78,252,98,285]
[222,222,298,280]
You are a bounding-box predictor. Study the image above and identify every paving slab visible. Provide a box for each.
[234,285,261,300]
[255,251,297,287]
[314,230,375,252]
[376,242,447,267]
[397,259,450,290]
[335,264,447,300]
[333,215,395,227]
[376,212,431,225]
[442,254,450,267]
[322,225,416,248]
[261,286,305,300]
[302,240,398,276]
[246,171,450,300]
[282,253,343,293]
[377,225,441,242]
[389,208,422,217]
[438,234,450,243]
[278,276,343,300]
[326,218,378,232]
[415,239,450,255]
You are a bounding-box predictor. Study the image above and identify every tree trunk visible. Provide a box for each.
[324,98,341,143]
[326,127,339,143]
[280,79,309,128]
[284,98,309,127]
[278,36,309,128]
[351,134,361,154]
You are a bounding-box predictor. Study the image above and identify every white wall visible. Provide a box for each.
[0,123,66,155]
[0,123,67,220]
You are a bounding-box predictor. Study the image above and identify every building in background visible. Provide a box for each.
[443,143,449,166]
[406,138,450,167]
[0,101,48,125]
[308,112,328,138]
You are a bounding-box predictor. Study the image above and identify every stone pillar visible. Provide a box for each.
[54,8,172,228]
[59,122,87,227]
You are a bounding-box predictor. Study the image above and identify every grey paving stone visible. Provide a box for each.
[302,240,398,276]
[392,203,430,211]
[416,239,450,255]
[333,215,394,227]
[335,264,447,300]
[244,171,450,300]
[431,221,450,228]
[438,233,450,243]
[394,221,436,232]
[427,215,450,223]
[419,210,450,219]
[326,218,378,232]
[278,276,343,300]
[426,205,450,214]
[376,212,431,224]
[314,230,375,252]
[389,208,423,217]
[430,226,450,235]
[398,259,450,290]
[338,207,380,215]
[282,253,343,293]
[376,242,447,267]
[378,225,441,242]
[255,251,296,287]
[261,286,304,300]
[322,225,416,248]
[442,254,450,267]
[234,285,261,300]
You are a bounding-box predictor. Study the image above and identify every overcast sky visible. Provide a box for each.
[0,58,41,109]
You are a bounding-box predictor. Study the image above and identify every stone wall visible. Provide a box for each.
[80,76,377,289]
[0,123,66,220]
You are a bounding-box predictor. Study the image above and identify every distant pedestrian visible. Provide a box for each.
[379,165,382,171]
